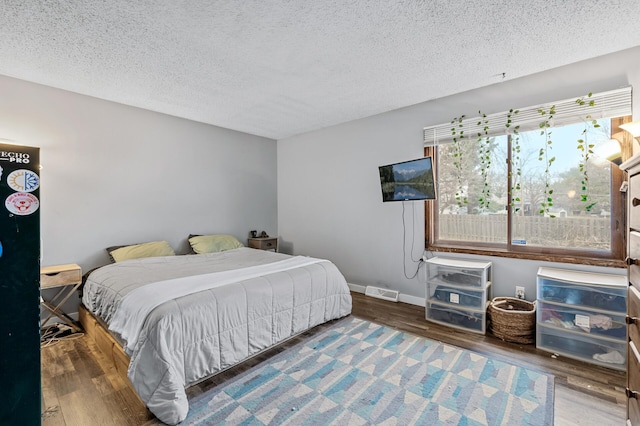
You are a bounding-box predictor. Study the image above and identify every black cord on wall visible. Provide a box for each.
[402,201,424,279]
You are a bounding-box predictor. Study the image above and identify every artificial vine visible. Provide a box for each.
[506,109,521,213]
[446,91,599,218]
[575,93,599,212]
[537,105,556,217]
[451,115,468,207]
[477,111,491,210]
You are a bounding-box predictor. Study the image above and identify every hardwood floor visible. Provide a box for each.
[41,292,627,425]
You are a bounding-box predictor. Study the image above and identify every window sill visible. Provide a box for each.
[426,244,626,269]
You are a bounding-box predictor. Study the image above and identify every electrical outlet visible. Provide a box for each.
[515,286,525,300]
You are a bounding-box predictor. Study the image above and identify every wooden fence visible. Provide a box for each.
[438,214,610,249]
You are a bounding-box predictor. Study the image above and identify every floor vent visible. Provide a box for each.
[365,286,399,302]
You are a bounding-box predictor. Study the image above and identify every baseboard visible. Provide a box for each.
[347,283,366,293]
[348,283,425,307]
[399,293,426,307]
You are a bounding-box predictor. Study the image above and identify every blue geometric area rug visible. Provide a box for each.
[183,316,553,425]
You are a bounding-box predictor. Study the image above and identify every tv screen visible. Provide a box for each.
[379,157,436,202]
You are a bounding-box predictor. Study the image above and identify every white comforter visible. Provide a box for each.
[82,248,352,425]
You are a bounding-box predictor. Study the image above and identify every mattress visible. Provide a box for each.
[82,247,352,424]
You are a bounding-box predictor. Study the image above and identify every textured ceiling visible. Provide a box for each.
[1,1,640,140]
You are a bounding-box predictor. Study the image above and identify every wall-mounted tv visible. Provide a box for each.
[378,157,436,202]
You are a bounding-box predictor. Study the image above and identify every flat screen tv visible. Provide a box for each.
[379,157,436,202]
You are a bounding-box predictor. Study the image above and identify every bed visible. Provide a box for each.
[80,245,352,425]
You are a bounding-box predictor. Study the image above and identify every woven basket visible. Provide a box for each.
[488,297,536,344]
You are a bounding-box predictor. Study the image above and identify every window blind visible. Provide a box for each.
[423,86,632,146]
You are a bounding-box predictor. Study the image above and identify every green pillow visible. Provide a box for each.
[108,241,175,262]
[188,234,244,254]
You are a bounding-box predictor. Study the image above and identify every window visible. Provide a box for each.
[423,88,632,266]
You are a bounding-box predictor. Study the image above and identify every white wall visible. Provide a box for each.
[278,46,640,303]
[0,75,278,316]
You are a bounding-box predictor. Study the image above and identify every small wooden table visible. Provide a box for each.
[40,263,82,331]
[248,237,278,252]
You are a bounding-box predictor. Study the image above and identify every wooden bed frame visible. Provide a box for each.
[78,304,139,400]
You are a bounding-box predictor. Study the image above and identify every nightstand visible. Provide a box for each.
[248,237,278,252]
[40,263,82,332]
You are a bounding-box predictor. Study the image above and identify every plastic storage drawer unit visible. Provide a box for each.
[425,257,492,334]
[536,267,627,371]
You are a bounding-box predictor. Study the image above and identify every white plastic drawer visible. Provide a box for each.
[537,301,626,340]
[428,283,489,310]
[426,301,487,334]
[426,257,492,289]
[536,323,626,371]
[537,279,626,313]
